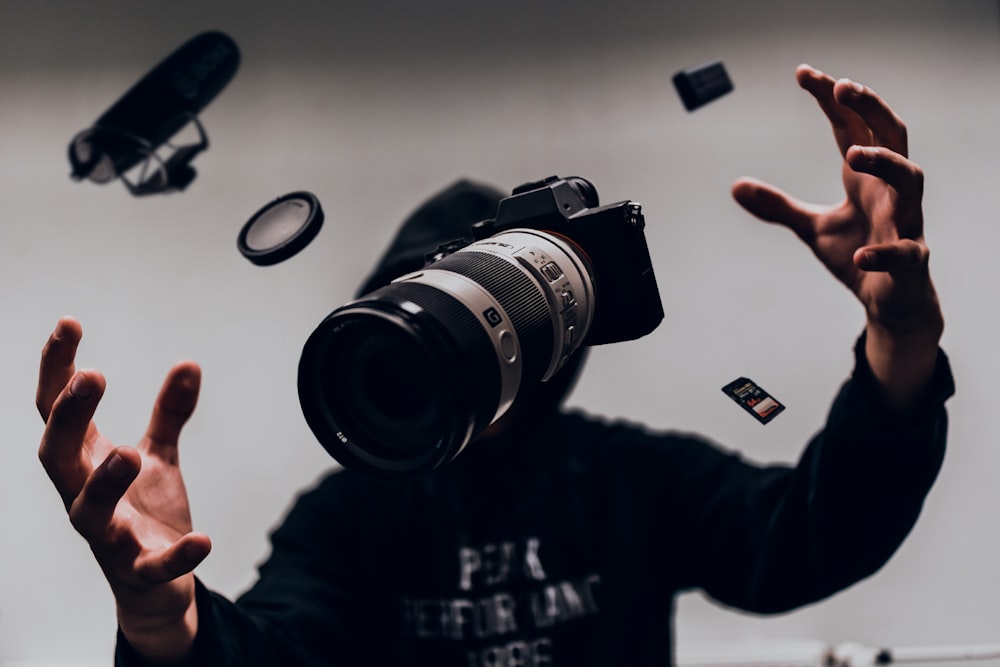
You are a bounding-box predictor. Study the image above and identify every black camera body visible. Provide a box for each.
[299,175,664,477]
[470,175,663,345]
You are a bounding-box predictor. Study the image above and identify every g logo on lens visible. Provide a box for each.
[483,307,503,327]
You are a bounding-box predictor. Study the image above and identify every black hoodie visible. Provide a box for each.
[117,180,954,667]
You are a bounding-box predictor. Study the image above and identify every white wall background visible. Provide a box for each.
[1,0,998,663]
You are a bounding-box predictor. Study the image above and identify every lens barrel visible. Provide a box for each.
[298,229,594,477]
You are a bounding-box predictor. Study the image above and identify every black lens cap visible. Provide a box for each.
[238,191,324,266]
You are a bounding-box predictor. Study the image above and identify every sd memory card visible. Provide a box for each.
[722,377,785,424]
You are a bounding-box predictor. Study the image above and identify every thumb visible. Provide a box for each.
[732,177,816,238]
[134,532,213,584]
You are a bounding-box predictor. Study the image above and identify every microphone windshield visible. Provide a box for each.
[68,30,240,195]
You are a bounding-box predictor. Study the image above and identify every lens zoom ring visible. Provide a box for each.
[432,251,554,379]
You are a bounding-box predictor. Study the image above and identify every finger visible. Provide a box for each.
[143,361,201,457]
[134,533,212,585]
[833,77,908,155]
[846,145,924,205]
[68,447,141,540]
[732,177,821,240]
[38,369,107,508]
[846,145,924,240]
[37,316,84,421]
[796,64,872,156]
[854,240,928,274]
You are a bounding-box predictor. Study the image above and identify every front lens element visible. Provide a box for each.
[320,318,444,458]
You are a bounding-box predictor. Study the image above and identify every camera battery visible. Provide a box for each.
[721,377,785,424]
[673,60,733,111]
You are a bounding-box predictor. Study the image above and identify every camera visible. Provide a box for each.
[297,176,664,477]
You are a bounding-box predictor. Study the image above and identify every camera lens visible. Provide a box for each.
[298,229,594,477]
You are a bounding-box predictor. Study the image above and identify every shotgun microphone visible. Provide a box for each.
[68,30,240,196]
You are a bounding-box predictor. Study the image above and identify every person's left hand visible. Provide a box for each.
[732,64,942,340]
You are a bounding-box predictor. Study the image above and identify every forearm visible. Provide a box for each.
[117,601,198,665]
[864,305,944,411]
[116,578,309,667]
[760,332,951,605]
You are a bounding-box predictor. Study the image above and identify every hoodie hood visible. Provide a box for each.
[355,178,509,298]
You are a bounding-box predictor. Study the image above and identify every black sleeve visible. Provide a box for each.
[671,335,954,614]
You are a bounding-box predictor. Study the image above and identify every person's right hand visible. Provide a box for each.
[36,316,210,661]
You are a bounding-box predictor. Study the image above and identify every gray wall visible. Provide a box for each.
[1,1,998,663]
